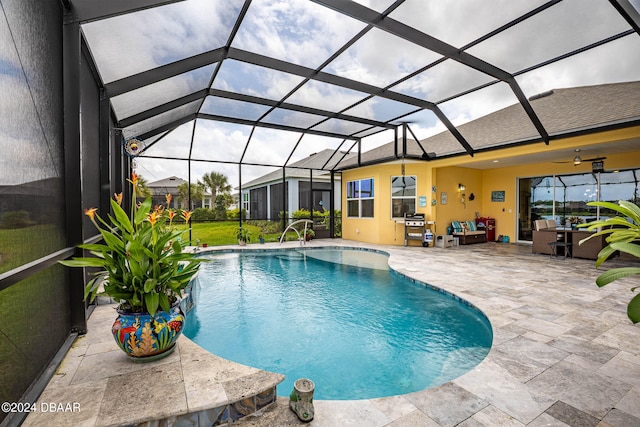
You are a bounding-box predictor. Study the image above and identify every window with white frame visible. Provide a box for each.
[391,175,416,218]
[242,192,249,213]
[346,178,374,218]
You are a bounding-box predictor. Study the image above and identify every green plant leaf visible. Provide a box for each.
[618,200,640,223]
[145,292,159,316]
[596,267,640,287]
[134,198,153,226]
[143,278,157,293]
[110,198,134,234]
[76,243,112,252]
[83,274,107,302]
[158,293,170,313]
[610,242,640,259]
[99,229,125,253]
[595,245,618,268]
[59,257,106,268]
[628,293,640,324]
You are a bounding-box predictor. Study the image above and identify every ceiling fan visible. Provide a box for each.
[553,149,606,166]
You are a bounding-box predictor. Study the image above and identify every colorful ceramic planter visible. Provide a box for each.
[112,302,184,361]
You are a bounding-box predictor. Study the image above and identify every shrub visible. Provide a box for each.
[1,211,35,229]
[292,209,311,220]
[192,207,216,221]
[214,194,228,220]
[227,208,247,220]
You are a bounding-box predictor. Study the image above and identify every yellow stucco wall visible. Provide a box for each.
[342,162,436,245]
[342,127,640,245]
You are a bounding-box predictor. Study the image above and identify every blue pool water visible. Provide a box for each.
[184,248,492,400]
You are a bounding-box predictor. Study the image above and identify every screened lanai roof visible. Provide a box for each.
[69,0,640,179]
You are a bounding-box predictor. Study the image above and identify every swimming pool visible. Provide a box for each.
[184,248,492,400]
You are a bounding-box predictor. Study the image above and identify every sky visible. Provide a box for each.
[3,0,640,187]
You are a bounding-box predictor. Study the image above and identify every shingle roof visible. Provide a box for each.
[146,176,186,188]
[337,81,640,169]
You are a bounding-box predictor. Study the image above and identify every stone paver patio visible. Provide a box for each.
[25,240,640,426]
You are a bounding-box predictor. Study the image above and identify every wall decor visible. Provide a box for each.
[440,192,447,205]
[491,190,505,202]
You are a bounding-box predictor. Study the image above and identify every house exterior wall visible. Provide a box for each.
[342,127,640,246]
[342,162,436,245]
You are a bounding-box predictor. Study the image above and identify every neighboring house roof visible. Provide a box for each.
[242,149,356,189]
[146,176,214,198]
[146,176,186,192]
[337,81,640,169]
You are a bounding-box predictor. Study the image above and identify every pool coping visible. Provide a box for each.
[22,302,285,427]
[23,239,640,426]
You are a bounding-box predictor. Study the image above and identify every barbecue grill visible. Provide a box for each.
[403,213,434,247]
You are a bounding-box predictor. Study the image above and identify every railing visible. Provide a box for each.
[279,219,313,246]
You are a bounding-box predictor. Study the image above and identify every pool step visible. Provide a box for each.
[275,252,307,261]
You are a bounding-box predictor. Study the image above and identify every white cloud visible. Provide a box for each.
[287,80,368,112]
[111,64,215,120]
[516,34,640,96]
[232,0,365,68]
[389,0,549,49]
[82,0,243,83]
[440,82,518,126]
[465,0,631,73]
[325,28,441,87]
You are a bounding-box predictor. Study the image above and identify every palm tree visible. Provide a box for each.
[134,174,152,199]
[202,171,232,202]
[177,182,205,210]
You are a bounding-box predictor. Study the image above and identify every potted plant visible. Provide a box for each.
[305,228,315,241]
[580,200,640,323]
[236,226,251,246]
[258,233,265,244]
[60,173,204,361]
[567,215,584,229]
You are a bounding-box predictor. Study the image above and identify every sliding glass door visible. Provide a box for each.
[517,168,639,242]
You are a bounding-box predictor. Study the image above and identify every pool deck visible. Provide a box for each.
[25,239,640,426]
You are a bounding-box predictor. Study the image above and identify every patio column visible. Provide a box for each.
[63,12,87,334]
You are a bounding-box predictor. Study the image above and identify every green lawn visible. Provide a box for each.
[0,225,65,274]
[179,221,300,246]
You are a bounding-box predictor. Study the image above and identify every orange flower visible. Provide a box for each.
[165,194,172,206]
[181,210,193,223]
[167,210,176,220]
[114,192,123,206]
[130,172,139,187]
[84,208,98,221]
[147,211,160,226]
